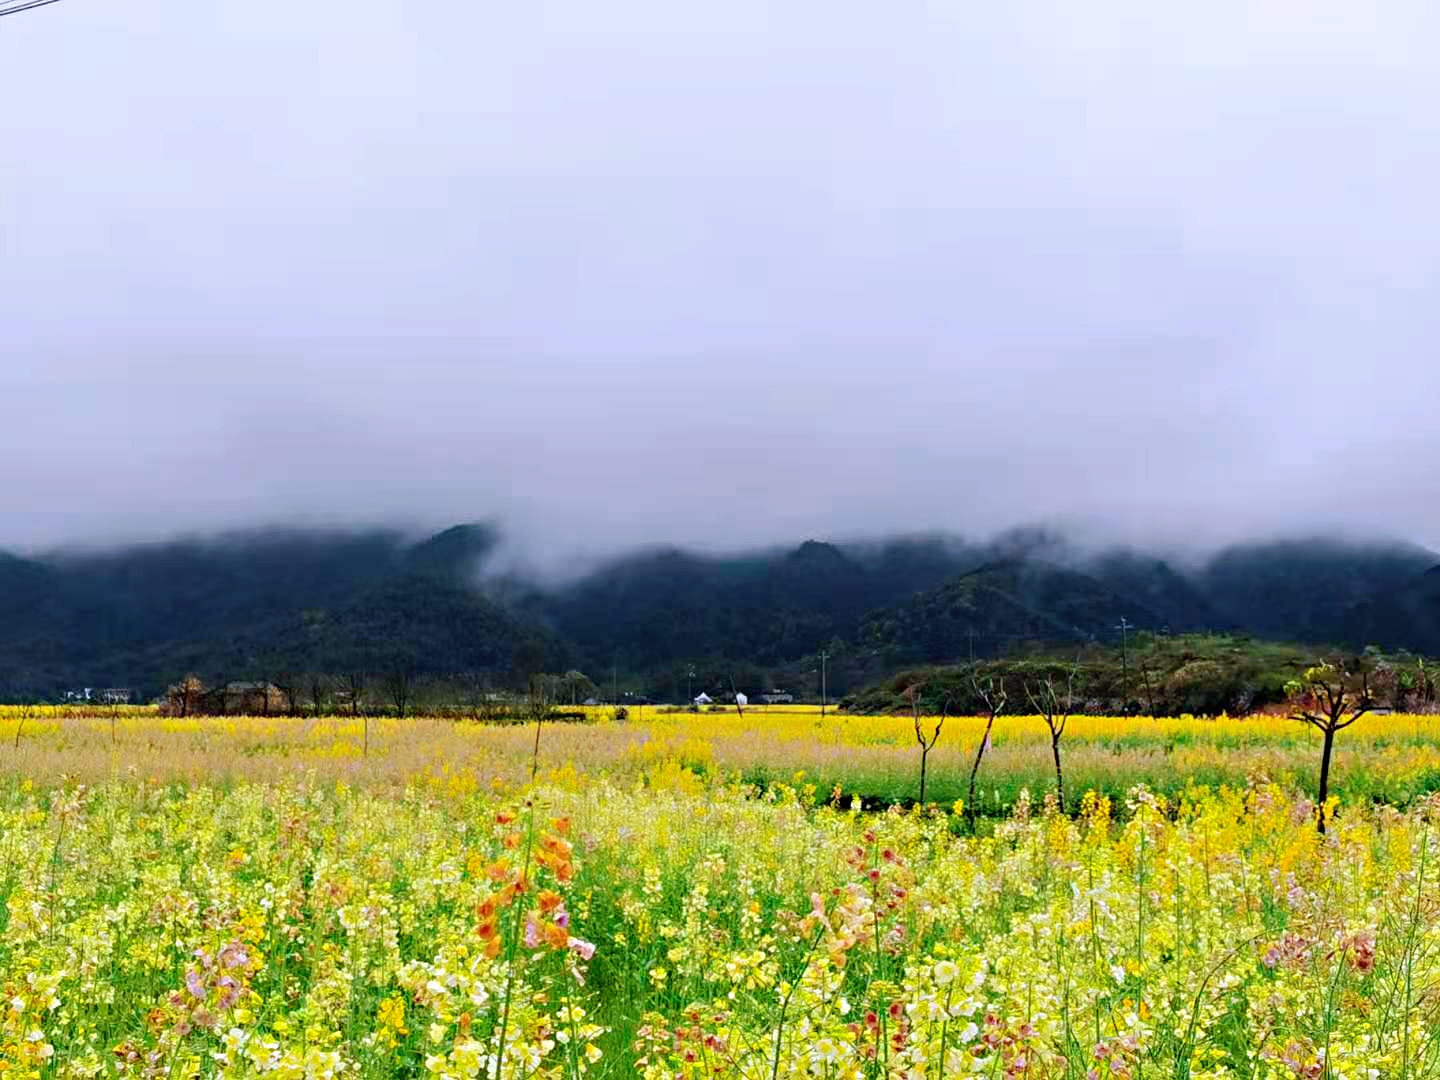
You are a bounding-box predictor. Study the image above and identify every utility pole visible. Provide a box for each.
[1138,630,1158,716]
[612,665,618,707]
[686,665,695,705]
[1115,616,1132,713]
[819,649,829,718]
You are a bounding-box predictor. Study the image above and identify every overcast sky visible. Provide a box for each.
[3,0,1438,563]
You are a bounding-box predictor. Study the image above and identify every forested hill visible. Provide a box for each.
[0,525,560,700]
[1,524,1438,700]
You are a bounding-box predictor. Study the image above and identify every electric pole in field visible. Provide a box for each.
[686,665,695,705]
[1115,616,1133,713]
[819,649,829,718]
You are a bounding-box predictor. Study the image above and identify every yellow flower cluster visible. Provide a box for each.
[6,707,1440,1075]
[2,744,1440,1078]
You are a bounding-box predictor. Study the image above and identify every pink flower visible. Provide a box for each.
[221,946,248,969]
[524,920,541,948]
[185,971,206,1000]
[568,936,596,960]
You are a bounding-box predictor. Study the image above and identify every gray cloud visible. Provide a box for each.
[4,0,1439,564]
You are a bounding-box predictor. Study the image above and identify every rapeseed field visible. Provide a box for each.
[4,709,1440,1076]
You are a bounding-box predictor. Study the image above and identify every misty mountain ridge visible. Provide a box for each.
[2,524,1439,700]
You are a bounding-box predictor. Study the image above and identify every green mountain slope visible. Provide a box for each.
[1343,566,1440,654]
[1200,538,1435,642]
[544,536,980,669]
[860,559,1165,665]
[2,526,1438,702]
[0,526,542,700]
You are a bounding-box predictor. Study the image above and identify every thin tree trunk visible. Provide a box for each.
[918,748,930,807]
[1317,726,1335,833]
[967,713,997,828]
[1051,734,1066,815]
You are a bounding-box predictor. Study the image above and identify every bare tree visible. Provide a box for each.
[909,683,950,809]
[460,670,486,720]
[1026,661,1081,815]
[381,669,414,719]
[349,671,380,755]
[13,705,31,750]
[525,673,556,783]
[462,671,510,724]
[306,672,331,717]
[966,671,1008,828]
[1286,657,1377,833]
[340,671,367,726]
[274,672,304,717]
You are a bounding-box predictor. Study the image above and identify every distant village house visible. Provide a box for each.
[63,687,133,705]
[162,679,285,716]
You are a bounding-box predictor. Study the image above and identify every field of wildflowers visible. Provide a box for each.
[5,707,1440,1077]
[4,705,1440,810]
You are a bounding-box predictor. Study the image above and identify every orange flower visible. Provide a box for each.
[542,921,570,949]
[537,889,564,914]
[551,816,571,835]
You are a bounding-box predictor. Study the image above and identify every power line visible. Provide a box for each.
[0,0,65,17]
